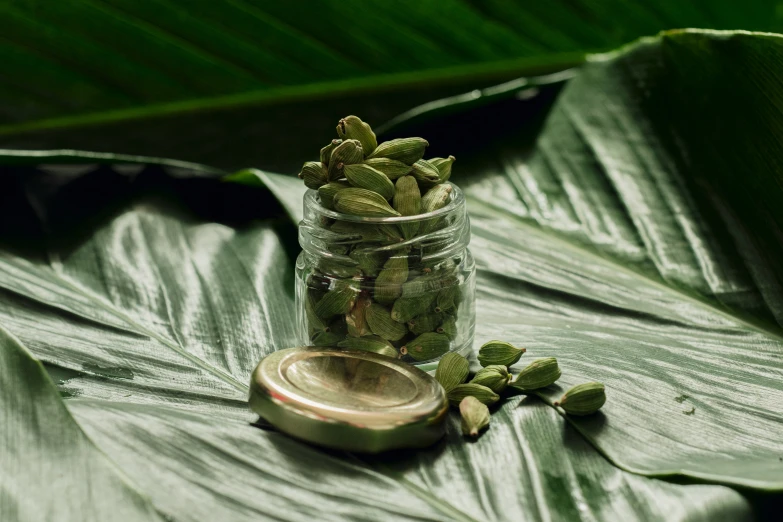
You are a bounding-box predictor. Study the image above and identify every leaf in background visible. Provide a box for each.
[1,1,781,171]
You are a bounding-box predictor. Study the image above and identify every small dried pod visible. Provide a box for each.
[555,382,606,416]
[374,254,409,305]
[337,116,377,156]
[447,383,500,408]
[436,315,458,340]
[407,312,444,335]
[511,357,561,390]
[366,303,408,341]
[311,330,344,346]
[337,335,398,359]
[436,285,460,312]
[348,245,388,277]
[327,139,363,181]
[299,161,329,190]
[410,159,441,188]
[313,280,359,319]
[320,139,342,167]
[434,352,469,392]
[368,137,429,165]
[363,158,412,179]
[460,396,490,438]
[345,295,372,337]
[430,156,456,183]
[470,365,512,394]
[421,183,453,213]
[343,163,395,200]
[402,332,451,362]
[305,293,328,332]
[333,188,401,217]
[330,221,388,243]
[318,181,351,209]
[393,175,421,239]
[391,293,437,323]
[478,340,526,368]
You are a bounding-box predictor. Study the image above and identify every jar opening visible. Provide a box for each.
[304,183,464,224]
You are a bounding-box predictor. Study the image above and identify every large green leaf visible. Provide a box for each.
[1,1,781,172]
[3,28,783,521]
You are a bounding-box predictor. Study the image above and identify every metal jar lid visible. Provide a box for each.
[249,347,448,453]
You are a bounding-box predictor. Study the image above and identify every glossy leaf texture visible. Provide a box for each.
[2,29,783,521]
[1,1,782,171]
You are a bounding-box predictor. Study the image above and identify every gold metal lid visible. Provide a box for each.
[249,347,448,453]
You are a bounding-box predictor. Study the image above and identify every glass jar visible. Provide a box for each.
[295,183,475,367]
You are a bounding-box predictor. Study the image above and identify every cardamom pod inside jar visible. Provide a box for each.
[296,183,476,366]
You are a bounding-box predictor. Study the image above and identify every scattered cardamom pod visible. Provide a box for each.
[343,163,395,200]
[327,139,363,181]
[336,115,377,155]
[407,312,444,335]
[363,158,412,179]
[367,137,428,165]
[400,332,450,361]
[345,295,372,337]
[333,188,401,217]
[392,175,421,240]
[391,294,436,323]
[348,245,388,277]
[320,139,342,167]
[434,352,469,392]
[436,315,458,339]
[314,280,359,319]
[555,382,606,416]
[460,396,490,437]
[366,303,408,341]
[337,335,398,359]
[430,156,456,183]
[447,383,499,408]
[410,159,441,188]
[374,254,409,304]
[511,358,561,390]
[470,365,511,393]
[299,161,328,190]
[478,340,526,367]
[318,181,351,209]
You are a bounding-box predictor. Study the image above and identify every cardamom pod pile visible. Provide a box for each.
[298,116,469,362]
[436,340,606,439]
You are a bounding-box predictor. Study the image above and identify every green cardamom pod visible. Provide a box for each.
[470,365,511,393]
[363,158,412,179]
[374,254,409,305]
[391,294,436,323]
[348,245,388,277]
[343,163,395,200]
[460,396,490,437]
[407,312,444,335]
[336,115,377,156]
[410,159,441,188]
[555,382,606,416]
[392,175,421,240]
[327,139,363,181]
[318,181,351,209]
[421,184,453,213]
[333,188,401,217]
[511,358,561,390]
[320,139,342,167]
[299,161,328,190]
[478,340,526,368]
[330,220,387,243]
[447,383,499,408]
[337,335,397,359]
[306,293,328,332]
[400,332,450,361]
[434,352,469,392]
[436,315,458,340]
[311,330,344,346]
[367,137,428,165]
[365,303,407,341]
[345,295,372,337]
[401,272,452,298]
[429,155,456,183]
[435,285,460,313]
[377,224,405,244]
[314,280,359,319]
[315,256,362,279]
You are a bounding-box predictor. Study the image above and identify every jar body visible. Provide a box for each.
[295,185,476,365]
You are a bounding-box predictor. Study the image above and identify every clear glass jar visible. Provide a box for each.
[295,183,475,366]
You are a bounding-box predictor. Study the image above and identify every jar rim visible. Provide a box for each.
[304,182,464,224]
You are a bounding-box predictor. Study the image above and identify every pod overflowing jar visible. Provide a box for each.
[296,184,476,364]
